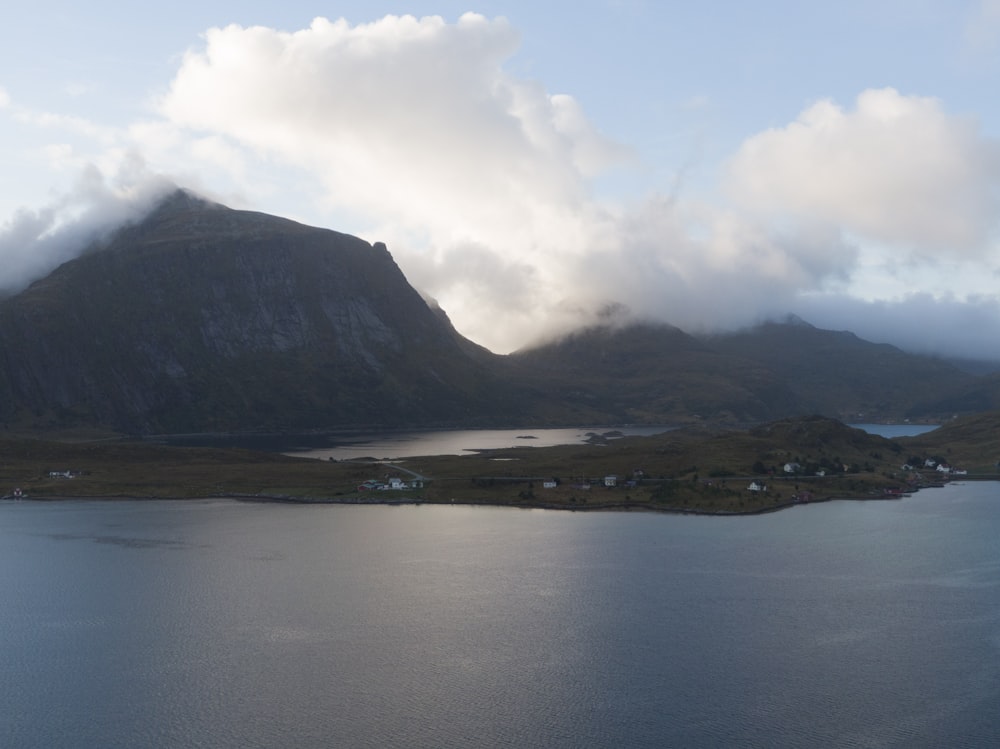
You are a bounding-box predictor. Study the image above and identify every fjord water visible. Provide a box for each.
[279,425,674,460]
[2,486,998,748]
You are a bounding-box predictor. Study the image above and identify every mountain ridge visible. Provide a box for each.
[0,189,993,435]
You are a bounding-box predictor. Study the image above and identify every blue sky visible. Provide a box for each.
[2,1,1000,357]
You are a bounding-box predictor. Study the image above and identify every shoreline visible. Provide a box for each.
[3,481,968,517]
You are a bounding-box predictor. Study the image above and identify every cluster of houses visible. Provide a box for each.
[781,462,835,476]
[540,469,645,491]
[47,470,79,479]
[357,477,423,492]
[901,459,967,475]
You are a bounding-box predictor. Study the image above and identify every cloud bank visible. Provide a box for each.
[2,14,999,361]
[0,160,176,295]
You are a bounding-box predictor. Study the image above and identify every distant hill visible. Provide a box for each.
[506,322,796,424]
[701,319,976,422]
[507,318,978,425]
[899,410,1000,471]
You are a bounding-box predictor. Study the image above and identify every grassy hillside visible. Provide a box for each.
[6,415,987,514]
[898,411,1000,473]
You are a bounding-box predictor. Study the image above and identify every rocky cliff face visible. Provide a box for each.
[0,190,525,433]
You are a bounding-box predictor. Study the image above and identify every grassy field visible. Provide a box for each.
[6,412,989,513]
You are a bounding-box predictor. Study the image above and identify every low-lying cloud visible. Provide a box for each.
[0,161,175,295]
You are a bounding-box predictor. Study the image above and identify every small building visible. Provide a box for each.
[542,481,558,489]
[604,475,618,487]
[783,462,801,474]
[748,480,767,492]
[388,477,408,490]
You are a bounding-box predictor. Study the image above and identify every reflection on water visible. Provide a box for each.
[850,423,939,438]
[166,423,936,461]
[0,484,998,748]
[285,425,675,460]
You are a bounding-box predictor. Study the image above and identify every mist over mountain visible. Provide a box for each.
[0,190,535,433]
[701,319,977,421]
[0,190,992,436]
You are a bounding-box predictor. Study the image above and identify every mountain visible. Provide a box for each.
[0,190,986,436]
[701,319,976,422]
[507,322,796,424]
[902,371,1000,418]
[0,190,534,434]
[506,317,978,425]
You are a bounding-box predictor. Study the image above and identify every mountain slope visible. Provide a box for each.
[0,190,986,435]
[0,190,531,433]
[702,319,975,421]
[507,322,798,424]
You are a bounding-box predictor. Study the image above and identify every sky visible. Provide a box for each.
[2,1,1000,359]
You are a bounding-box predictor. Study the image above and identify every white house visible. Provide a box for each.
[748,480,767,492]
[783,462,801,474]
[388,477,408,489]
[604,475,618,487]
[542,480,557,489]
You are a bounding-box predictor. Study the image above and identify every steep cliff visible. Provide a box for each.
[0,190,527,433]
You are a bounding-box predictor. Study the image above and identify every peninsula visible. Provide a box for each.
[4,413,997,514]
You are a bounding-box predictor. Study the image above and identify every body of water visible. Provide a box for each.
[850,423,940,438]
[168,423,934,462]
[1,483,998,748]
[287,423,936,461]
[283,425,675,461]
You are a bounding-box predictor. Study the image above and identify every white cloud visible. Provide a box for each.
[0,161,176,295]
[155,13,637,351]
[13,107,118,145]
[4,15,999,362]
[725,88,1000,255]
[159,13,627,242]
[151,19,1000,357]
[796,292,1000,360]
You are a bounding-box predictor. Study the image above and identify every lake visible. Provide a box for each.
[1,482,997,748]
[285,423,936,460]
[282,425,676,460]
[164,422,936,461]
[165,425,676,460]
